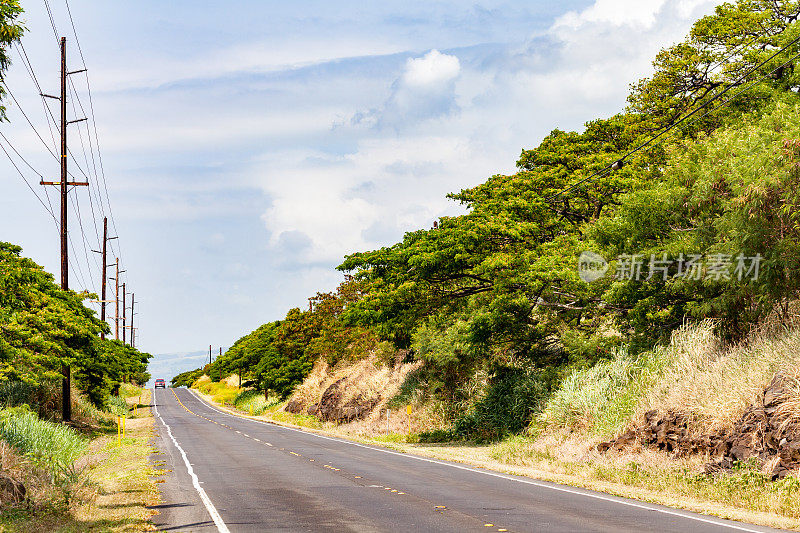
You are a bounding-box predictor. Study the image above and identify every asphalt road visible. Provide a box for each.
[150,388,787,533]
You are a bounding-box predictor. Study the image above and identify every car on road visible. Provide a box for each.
[154,378,166,389]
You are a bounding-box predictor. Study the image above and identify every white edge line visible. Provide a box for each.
[183,388,781,533]
[154,391,231,533]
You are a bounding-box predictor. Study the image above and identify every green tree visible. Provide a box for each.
[0,0,25,120]
[0,243,150,408]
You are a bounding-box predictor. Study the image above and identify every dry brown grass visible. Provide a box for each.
[286,354,428,431]
[638,321,800,434]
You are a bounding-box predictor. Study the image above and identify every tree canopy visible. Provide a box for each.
[0,243,151,409]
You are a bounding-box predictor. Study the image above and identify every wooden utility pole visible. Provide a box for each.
[39,37,88,422]
[113,259,121,340]
[130,293,135,349]
[122,282,127,345]
[209,345,212,365]
[100,218,107,339]
[91,217,117,340]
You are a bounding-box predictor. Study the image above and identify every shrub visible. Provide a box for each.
[106,395,129,416]
[118,383,141,399]
[454,367,550,442]
[196,380,241,405]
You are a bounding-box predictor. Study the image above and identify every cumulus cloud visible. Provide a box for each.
[253,0,722,272]
[354,49,462,130]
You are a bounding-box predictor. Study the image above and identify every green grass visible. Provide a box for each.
[266,402,325,429]
[536,347,665,437]
[106,395,129,417]
[0,407,88,479]
[232,390,279,415]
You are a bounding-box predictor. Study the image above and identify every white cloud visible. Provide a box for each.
[253,0,722,269]
[354,49,462,130]
[403,49,461,88]
[556,0,669,27]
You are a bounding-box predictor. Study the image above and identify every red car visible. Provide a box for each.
[154,378,166,389]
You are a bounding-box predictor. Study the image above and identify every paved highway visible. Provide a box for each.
[150,388,786,533]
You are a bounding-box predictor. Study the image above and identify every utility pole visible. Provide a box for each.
[113,259,123,340]
[209,345,212,365]
[130,293,135,349]
[91,217,117,340]
[122,282,127,345]
[39,37,88,423]
[100,218,107,340]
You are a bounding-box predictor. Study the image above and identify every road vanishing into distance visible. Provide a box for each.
[151,388,785,533]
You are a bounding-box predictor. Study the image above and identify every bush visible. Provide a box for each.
[418,429,453,443]
[453,367,550,442]
[118,383,141,399]
[171,368,204,388]
[196,380,241,405]
[106,395,129,416]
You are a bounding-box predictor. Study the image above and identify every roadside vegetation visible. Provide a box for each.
[0,385,159,532]
[0,240,155,529]
[169,0,800,525]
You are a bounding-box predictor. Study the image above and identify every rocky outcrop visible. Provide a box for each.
[598,374,800,479]
[306,378,380,423]
[597,410,722,457]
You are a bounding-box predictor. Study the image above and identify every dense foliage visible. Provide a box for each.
[0,243,151,411]
[187,0,800,439]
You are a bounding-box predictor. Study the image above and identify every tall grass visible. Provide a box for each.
[537,346,667,437]
[537,320,800,438]
[233,390,278,415]
[0,381,36,407]
[640,321,800,432]
[195,380,241,405]
[0,407,88,479]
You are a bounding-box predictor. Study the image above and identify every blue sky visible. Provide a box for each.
[1,0,722,381]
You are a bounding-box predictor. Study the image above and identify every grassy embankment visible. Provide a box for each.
[192,375,323,429]
[0,383,160,532]
[191,321,800,530]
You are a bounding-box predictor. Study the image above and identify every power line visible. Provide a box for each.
[63,0,123,266]
[14,43,59,152]
[547,33,800,201]
[0,136,58,225]
[42,0,60,43]
[1,82,58,159]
